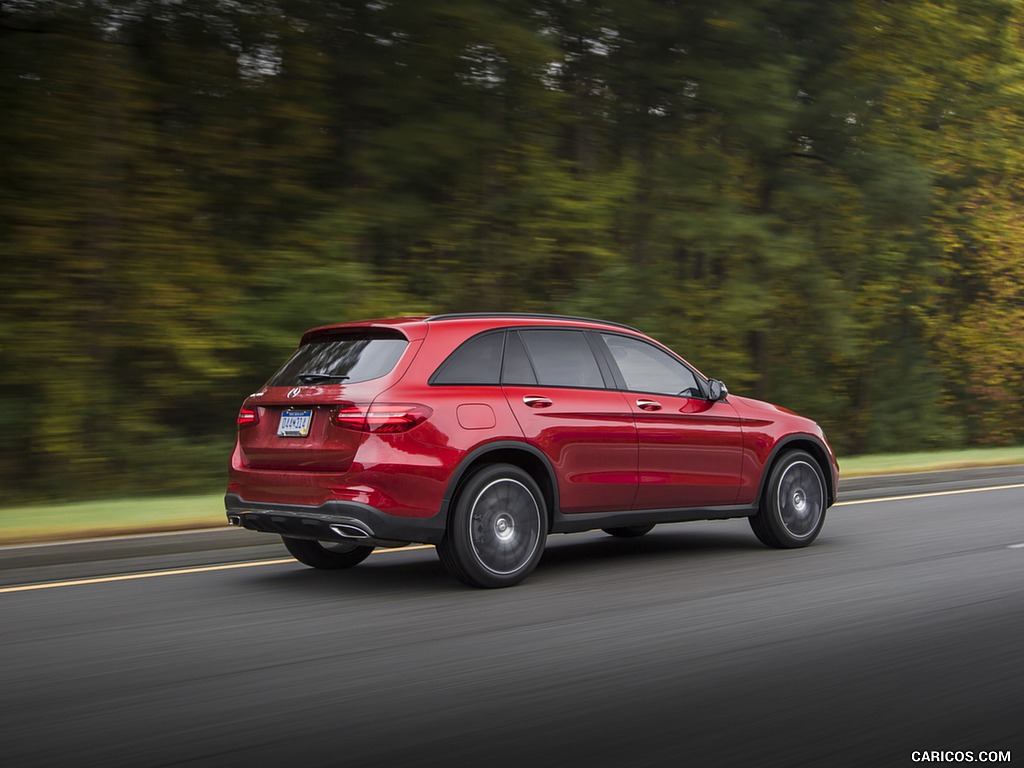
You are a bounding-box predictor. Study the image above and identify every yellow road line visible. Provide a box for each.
[0,559,295,594]
[0,544,434,595]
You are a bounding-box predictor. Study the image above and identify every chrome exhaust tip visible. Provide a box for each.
[227,515,242,527]
[330,523,371,540]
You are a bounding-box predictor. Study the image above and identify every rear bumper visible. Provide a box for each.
[224,494,447,546]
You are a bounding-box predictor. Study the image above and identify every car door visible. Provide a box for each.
[502,329,638,514]
[597,332,744,509]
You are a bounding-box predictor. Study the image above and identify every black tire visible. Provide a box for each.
[602,524,655,538]
[281,536,374,569]
[436,463,547,588]
[749,450,827,548]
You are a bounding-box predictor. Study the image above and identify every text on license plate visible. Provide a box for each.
[278,409,313,438]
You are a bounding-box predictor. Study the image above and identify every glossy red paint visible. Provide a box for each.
[502,384,638,513]
[728,393,839,504]
[630,394,745,509]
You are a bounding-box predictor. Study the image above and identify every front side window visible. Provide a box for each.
[267,332,408,387]
[601,333,702,397]
[518,330,605,389]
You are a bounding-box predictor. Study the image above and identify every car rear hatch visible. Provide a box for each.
[237,329,412,472]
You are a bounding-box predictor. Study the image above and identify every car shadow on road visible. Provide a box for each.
[241,524,780,595]
[535,526,769,571]
[242,550,459,595]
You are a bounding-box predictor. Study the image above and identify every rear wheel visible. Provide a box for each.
[437,463,547,588]
[749,450,827,548]
[281,536,374,569]
[602,524,655,538]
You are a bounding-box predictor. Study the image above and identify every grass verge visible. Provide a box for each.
[839,445,1024,477]
[1,494,227,546]
[2,446,1023,545]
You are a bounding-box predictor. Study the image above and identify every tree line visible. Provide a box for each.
[1,0,1022,501]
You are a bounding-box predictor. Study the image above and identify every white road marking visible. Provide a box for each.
[1008,543,1024,549]
[0,527,231,550]
[834,482,1024,507]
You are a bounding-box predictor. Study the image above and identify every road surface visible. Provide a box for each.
[1,468,1022,767]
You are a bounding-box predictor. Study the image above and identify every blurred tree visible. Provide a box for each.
[1,0,1022,501]
[834,0,1024,448]
[1,2,242,495]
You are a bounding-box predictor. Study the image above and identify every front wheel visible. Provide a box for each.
[281,537,374,569]
[437,464,547,588]
[749,450,827,548]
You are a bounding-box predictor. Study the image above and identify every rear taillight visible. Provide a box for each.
[237,407,259,427]
[331,403,432,433]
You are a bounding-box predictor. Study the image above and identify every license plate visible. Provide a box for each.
[278,409,313,438]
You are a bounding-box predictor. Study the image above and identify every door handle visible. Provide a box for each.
[636,399,662,411]
[523,395,553,408]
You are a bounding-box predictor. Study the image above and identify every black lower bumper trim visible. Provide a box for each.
[550,503,758,533]
[223,494,447,546]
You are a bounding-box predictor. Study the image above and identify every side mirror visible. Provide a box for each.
[708,379,729,402]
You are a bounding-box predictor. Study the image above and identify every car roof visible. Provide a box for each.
[301,313,642,345]
[426,313,640,332]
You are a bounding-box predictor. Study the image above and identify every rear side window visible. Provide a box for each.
[519,330,605,389]
[267,332,408,387]
[431,332,504,385]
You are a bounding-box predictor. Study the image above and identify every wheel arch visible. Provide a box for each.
[440,441,559,532]
[756,435,836,507]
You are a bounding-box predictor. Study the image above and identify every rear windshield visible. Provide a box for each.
[266,331,408,387]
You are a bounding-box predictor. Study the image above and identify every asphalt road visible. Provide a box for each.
[1,469,1022,768]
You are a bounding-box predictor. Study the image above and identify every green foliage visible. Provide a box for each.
[1,0,1022,502]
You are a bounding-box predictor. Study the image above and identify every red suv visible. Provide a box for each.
[226,313,839,587]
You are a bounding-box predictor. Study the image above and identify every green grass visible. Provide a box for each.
[839,445,1024,477]
[2,446,1022,545]
[0,493,227,546]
